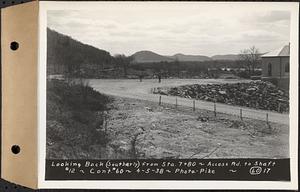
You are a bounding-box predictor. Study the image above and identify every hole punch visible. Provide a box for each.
[10,41,19,51]
[11,145,20,154]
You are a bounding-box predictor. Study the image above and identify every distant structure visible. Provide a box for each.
[261,44,290,90]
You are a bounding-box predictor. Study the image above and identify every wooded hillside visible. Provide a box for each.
[47,28,114,77]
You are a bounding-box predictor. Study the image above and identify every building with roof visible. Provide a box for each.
[261,44,290,90]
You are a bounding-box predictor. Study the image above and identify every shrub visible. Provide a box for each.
[46,79,112,158]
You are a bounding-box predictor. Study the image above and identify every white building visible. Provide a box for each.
[261,44,290,90]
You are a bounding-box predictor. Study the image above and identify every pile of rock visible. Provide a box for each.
[153,81,289,112]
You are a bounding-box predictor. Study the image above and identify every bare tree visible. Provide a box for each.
[114,54,133,76]
[174,57,180,77]
[238,46,261,76]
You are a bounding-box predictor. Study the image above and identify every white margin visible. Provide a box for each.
[37,1,299,190]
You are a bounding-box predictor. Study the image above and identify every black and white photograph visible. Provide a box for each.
[38,1,298,188]
[46,3,291,160]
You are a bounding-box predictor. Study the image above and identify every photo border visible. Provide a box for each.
[38,1,299,189]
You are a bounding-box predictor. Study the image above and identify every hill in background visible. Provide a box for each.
[168,53,211,62]
[47,28,242,73]
[211,54,240,61]
[47,29,249,79]
[131,51,240,63]
[47,28,114,77]
[131,50,174,63]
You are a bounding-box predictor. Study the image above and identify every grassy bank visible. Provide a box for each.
[46,79,112,159]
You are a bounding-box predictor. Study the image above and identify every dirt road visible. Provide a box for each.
[89,79,289,125]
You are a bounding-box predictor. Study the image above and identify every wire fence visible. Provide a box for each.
[156,95,289,125]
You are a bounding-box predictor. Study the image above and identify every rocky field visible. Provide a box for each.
[153,81,289,113]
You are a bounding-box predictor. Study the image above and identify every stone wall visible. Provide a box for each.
[262,77,289,91]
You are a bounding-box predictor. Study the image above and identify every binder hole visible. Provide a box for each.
[10,41,19,51]
[11,145,20,154]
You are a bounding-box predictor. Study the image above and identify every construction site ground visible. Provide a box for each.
[103,96,289,159]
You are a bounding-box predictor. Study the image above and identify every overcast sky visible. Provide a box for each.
[47,3,290,56]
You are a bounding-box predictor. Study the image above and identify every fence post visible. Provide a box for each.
[240,109,243,121]
[159,95,162,106]
[175,97,178,108]
[266,113,269,124]
[214,102,216,117]
[104,115,108,133]
[102,112,108,135]
[102,113,106,130]
[193,100,195,111]
[278,103,281,113]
